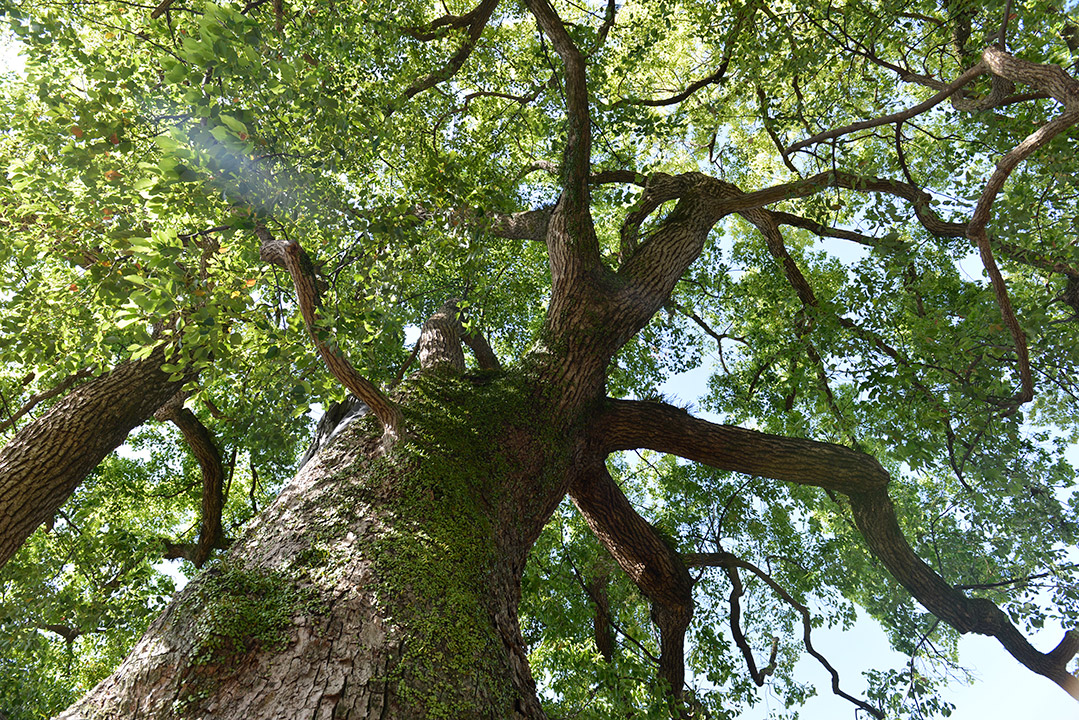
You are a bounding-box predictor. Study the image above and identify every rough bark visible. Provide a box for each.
[594,397,1079,700]
[569,461,693,696]
[0,349,185,568]
[258,226,404,440]
[56,372,571,720]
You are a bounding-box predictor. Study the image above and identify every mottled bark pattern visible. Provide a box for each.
[59,375,572,720]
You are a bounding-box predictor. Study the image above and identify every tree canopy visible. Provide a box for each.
[1,0,1079,717]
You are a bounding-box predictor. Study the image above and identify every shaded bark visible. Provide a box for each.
[595,397,1079,700]
[569,461,693,696]
[155,394,228,568]
[0,349,185,568]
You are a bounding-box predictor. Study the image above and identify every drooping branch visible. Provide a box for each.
[721,560,778,686]
[686,551,884,718]
[568,460,694,696]
[257,226,404,439]
[588,570,614,662]
[0,348,187,568]
[962,49,1079,409]
[154,393,227,568]
[848,490,1079,699]
[595,398,1079,700]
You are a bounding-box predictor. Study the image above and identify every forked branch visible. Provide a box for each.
[391,0,500,115]
[686,550,884,718]
[569,460,694,696]
[155,393,227,568]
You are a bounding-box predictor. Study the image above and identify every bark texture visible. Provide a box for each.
[57,372,571,720]
[0,350,184,568]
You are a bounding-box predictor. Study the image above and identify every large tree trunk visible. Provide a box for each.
[57,372,567,720]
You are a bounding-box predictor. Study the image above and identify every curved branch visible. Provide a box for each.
[687,551,884,718]
[0,348,187,568]
[401,0,497,41]
[982,46,1079,108]
[569,460,694,696]
[595,398,1079,700]
[617,3,750,108]
[155,394,226,568]
[967,109,1079,410]
[257,226,404,439]
[390,0,500,115]
[595,399,890,495]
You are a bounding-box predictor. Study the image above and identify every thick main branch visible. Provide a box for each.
[569,460,693,696]
[595,398,1079,699]
[0,349,186,568]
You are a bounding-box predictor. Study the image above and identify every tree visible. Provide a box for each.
[1,0,1078,716]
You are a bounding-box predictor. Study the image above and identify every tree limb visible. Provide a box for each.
[488,206,553,242]
[787,62,987,154]
[687,550,884,718]
[523,0,591,202]
[257,225,404,440]
[401,0,498,41]
[390,0,500,115]
[595,398,1079,700]
[0,348,187,568]
[154,394,227,568]
[961,47,1079,409]
[616,3,750,108]
[568,460,693,696]
[0,369,95,435]
[418,301,467,372]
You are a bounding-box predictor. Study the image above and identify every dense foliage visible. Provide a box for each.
[1,0,1078,717]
